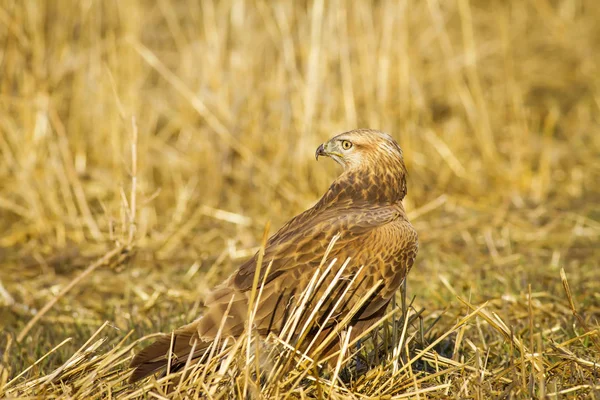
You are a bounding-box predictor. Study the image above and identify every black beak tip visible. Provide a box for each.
[315,144,325,160]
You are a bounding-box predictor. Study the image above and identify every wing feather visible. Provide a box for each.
[232,200,401,291]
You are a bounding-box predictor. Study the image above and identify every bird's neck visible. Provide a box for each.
[321,162,407,206]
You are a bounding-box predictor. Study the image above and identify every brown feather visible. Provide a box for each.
[129,129,418,382]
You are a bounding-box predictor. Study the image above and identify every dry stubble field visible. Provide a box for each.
[0,0,599,398]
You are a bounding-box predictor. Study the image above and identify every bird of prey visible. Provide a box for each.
[129,129,418,382]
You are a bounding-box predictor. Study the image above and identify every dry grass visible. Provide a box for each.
[1,0,599,398]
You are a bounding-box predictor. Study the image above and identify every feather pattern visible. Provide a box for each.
[129,129,418,382]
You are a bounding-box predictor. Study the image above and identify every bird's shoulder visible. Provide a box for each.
[231,199,407,290]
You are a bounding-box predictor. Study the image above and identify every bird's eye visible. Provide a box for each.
[341,140,353,150]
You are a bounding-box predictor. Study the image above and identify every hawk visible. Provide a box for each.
[129,129,418,382]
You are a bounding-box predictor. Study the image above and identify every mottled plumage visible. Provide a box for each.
[129,129,418,382]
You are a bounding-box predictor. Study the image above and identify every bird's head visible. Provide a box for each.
[315,129,408,202]
[315,129,404,171]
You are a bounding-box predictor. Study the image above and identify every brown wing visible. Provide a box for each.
[130,200,417,382]
[227,200,417,337]
[233,199,401,290]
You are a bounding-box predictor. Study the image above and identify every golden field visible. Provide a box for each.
[0,0,599,398]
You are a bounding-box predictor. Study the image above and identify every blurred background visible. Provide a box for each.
[0,0,599,394]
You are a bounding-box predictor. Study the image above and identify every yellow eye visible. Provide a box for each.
[341,140,353,150]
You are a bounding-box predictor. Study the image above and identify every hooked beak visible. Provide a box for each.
[315,143,327,160]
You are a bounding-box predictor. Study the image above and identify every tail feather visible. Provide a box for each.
[129,359,172,383]
[129,323,207,383]
[129,283,294,383]
[129,285,247,383]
